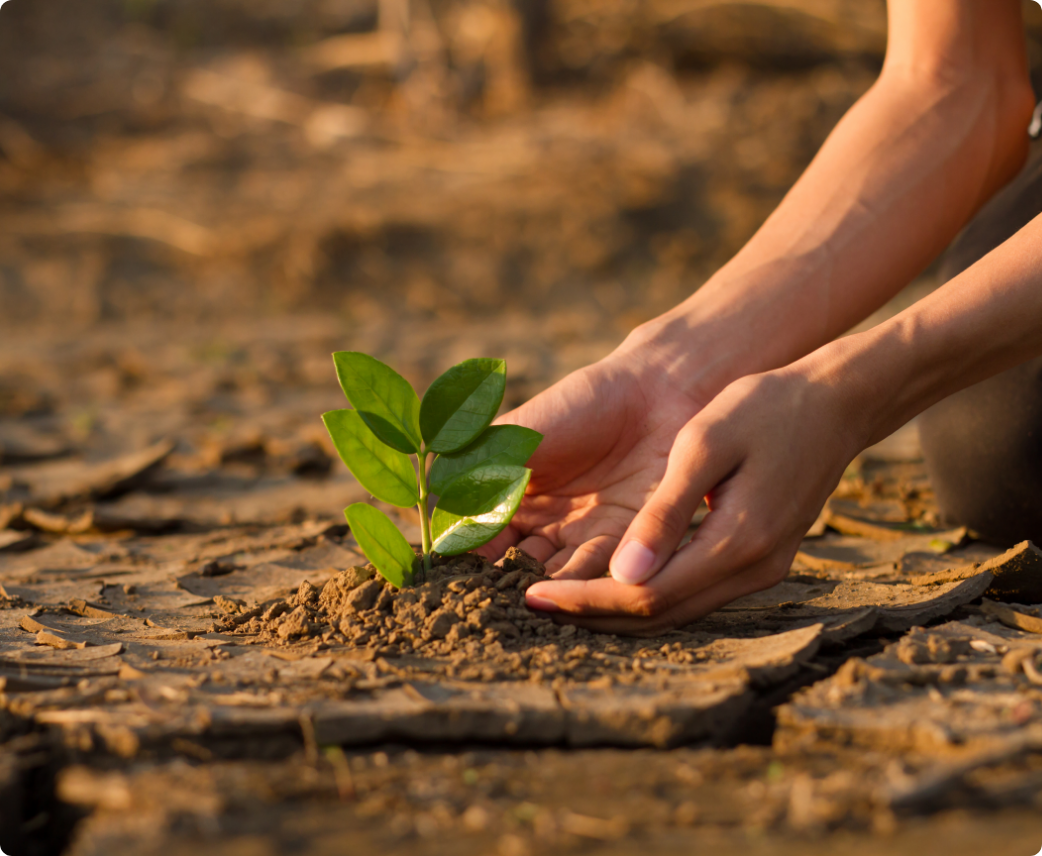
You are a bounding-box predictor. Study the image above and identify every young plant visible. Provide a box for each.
[322,352,542,587]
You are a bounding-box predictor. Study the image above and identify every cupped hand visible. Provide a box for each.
[515,365,868,634]
[476,349,708,580]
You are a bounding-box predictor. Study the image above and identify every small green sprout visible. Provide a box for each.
[322,352,542,587]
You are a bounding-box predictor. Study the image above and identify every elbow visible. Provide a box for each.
[986,75,1036,191]
[883,62,1036,204]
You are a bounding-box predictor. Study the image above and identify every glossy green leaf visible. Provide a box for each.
[419,358,506,454]
[344,503,418,588]
[332,352,422,454]
[429,425,542,495]
[431,465,531,556]
[322,409,419,508]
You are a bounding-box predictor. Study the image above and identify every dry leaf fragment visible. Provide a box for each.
[36,631,87,650]
[66,599,124,619]
[118,663,147,680]
[20,614,92,647]
[22,507,94,534]
[0,531,36,553]
[981,599,1042,635]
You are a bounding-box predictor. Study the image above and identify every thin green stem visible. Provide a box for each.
[417,450,433,577]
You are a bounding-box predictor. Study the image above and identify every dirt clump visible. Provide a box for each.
[215,547,723,684]
[222,547,559,653]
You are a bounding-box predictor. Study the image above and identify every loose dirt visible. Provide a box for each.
[233,546,803,686]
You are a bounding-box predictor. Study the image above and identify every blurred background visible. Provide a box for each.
[0,0,1041,528]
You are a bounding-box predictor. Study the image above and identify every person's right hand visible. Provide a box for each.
[478,339,708,580]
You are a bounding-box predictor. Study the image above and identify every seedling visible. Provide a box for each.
[322,353,542,587]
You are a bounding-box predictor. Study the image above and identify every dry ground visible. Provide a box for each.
[2,1,1042,853]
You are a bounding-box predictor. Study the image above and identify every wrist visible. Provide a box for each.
[791,322,921,456]
[608,275,757,402]
[608,306,734,408]
[610,265,819,405]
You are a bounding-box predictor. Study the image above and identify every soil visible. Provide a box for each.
[244,548,562,660]
[237,546,825,686]
[1,416,1041,855]
[2,0,1042,853]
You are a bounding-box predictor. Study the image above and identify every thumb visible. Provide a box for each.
[609,421,738,585]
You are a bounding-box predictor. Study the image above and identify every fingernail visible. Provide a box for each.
[525,587,560,612]
[611,540,656,585]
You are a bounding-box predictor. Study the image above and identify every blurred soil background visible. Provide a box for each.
[2,2,1042,854]
[1,0,1037,488]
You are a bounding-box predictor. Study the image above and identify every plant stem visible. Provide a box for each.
[417,451,433,578]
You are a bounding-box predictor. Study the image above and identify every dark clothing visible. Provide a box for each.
[918,137,1042,545]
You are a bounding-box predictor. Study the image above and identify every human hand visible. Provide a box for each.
[477,345,708,580]
[518,363,868,634]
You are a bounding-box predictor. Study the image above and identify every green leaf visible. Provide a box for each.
[429,425,542,495]
[431,465,531,556]
[419,358,506,454]
[322,409,419,508]
[344,503,418,588]
[332,352,422,454]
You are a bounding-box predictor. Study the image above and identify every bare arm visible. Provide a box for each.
[526,210,1042,632]
[837,212,1042,448]
[623,0,1036,407]
[501,0,1042,624]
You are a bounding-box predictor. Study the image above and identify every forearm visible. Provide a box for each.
[810,213,1042,448]
[622,2,1033,403]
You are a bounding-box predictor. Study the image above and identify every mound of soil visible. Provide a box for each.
[247,546,553,650]
[214,547,724,685]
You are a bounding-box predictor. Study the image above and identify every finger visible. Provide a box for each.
[514,534,558,565]
[475,525,520,561]
[609,421,739,585]
[553,534,619,580]
[527,530,793,626]
[555,551,792,635]
[543,545,577,576]
[526,498,792,618]
[525,575,661,616]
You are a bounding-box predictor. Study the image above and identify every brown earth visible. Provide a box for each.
[2,0,1042,853]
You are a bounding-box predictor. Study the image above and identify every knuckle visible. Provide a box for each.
[730,523,777,565]
[642,502,691,539]
[631,587,671,618]
[744,530,776,561]
[673,421,708,460]
[750,557,791,590]
[694,416,734,459]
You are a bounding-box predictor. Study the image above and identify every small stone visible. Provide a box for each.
[344,579,383,613]
[500,547,545,576]
[374,586,394,612]
[444,623,471,645]
[200,559,240,577]
[487,621,521,640]
[495,570,523,590]
[214,595,245,615]
[426,607,459,639]
[294,579,321,608]
[1001,648,1036,676]
[261,601,290,622]
[277,606,310,639]
[319,566,377,614]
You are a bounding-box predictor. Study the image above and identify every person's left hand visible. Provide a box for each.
[522,364,867,634]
